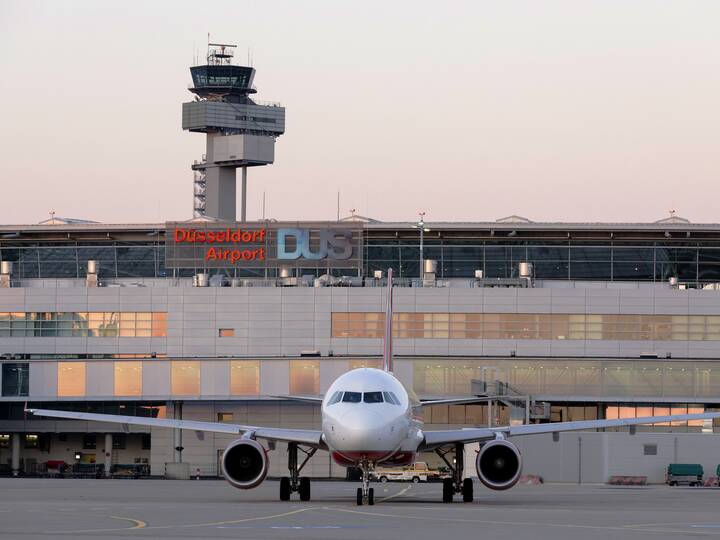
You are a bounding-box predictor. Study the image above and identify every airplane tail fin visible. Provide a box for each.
[383,268,394,372]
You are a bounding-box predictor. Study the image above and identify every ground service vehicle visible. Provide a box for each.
[667,463,704,486]
[374,462,434,483]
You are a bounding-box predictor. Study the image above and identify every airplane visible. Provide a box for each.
[27,268,720,505]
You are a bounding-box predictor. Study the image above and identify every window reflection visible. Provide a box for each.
[57,362,86,397]
[412,359,720,401]
[333,312,720,341]
[0,312,167,337]
[171,361,200,395]
[230,360,260,395]
[114,362,142,396]
[289,360,320,395]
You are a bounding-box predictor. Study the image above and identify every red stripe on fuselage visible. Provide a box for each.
[332,450,415,467]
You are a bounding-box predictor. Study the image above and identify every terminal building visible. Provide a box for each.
[1,43,720,482]
[1,216,720,479]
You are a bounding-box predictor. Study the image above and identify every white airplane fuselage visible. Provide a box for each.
[321,368,423,467]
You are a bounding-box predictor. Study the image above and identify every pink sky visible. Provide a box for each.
[1,0,719,224]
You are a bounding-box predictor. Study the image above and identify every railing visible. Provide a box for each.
[0,276,709,291]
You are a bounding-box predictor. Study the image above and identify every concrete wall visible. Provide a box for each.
[1,284,720,359]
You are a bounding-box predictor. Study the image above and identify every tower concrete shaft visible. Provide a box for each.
[182,42,285,221]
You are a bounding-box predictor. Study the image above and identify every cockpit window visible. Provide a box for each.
[328,391,343,405]
[383,391,400,405]
[363,391,384,403]
[341,391,362,403]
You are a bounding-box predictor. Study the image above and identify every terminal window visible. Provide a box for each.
[24,434,38,449]
[57,362,86,397]
[1,363,29,396]
[171,361,200,396]
[332,312,720,341]
[289,360,320,395]
[0,312,167,338]
[219,328,235,338]
[230,360,260,395]
[114,361,142,397]
[83,434,96,450]
[412,359,720,401]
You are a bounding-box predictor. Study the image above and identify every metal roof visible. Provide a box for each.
[1,220,720,234]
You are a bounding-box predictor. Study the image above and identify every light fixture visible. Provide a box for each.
[412,212,431,279]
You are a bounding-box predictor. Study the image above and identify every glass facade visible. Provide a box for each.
[229,360,260,395]
[289,359,320,395]
[333,312,720,341]
[1,363,29,396]
[365,240,720,283]
[413,359,720,398]
[171,361,200,396]
[114,362,142,396]
[0,312,167,338]
[57,362,86,397]
[0,242,165,279]
[605,404,705,426]
[0,235,719,284]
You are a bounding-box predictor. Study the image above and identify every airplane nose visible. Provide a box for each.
[336,408,402,450]
[341,409,386,431]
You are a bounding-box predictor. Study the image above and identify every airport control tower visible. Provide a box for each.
[182,43,285,221]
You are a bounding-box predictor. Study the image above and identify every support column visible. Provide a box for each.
[104,434,113,478]
[240,166,247,222]
[204,167,237,220]
[173,401,183,463]
[11,433,20,477]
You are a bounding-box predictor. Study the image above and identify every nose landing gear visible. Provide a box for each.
[356,459,375,506]
[279,442,317,501]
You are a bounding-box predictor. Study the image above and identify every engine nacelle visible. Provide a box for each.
[475,439,522,490]
[221,439,268,489]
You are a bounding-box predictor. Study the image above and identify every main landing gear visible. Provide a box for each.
[280,442,316,501]
[436,443,473,503]
[356,459,375,506]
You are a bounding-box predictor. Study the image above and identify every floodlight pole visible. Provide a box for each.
[418,212,426,279]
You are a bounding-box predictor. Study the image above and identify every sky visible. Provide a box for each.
[1,0,719,225]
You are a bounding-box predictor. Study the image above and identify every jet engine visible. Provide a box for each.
[475,439,522,490]
[221,439,268,489]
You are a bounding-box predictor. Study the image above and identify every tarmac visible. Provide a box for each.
[0,478,719,539]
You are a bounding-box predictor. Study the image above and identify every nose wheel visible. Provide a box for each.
[356,460,375,505]
[280,442,316,501]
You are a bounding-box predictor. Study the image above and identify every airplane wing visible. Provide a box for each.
[420,411,720,450]
[27,408,323,447]
[269,395,324,404]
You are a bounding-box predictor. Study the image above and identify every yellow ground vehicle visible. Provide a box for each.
[373,462,440,483]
